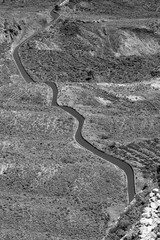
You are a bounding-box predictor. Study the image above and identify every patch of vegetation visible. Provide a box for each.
[0,42,16,86]
[157,164,160,188]
[0,82,52,107]
[59,19,81,37]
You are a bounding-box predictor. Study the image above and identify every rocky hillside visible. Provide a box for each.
[18,18,160,84]
[106,187,160,240]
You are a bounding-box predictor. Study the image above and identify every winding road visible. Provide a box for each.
[12,9,136,203]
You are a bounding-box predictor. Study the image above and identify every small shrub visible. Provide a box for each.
[116,229,125,238]
[60,20,80,37]
[54,5,60,11]
[118,217,130,231]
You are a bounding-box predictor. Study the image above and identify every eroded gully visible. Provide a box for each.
[12,10,135,203]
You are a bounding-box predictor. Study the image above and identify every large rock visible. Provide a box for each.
[140,217,152,225]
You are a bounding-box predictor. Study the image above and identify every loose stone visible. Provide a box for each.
[150,192,155,197]
[150,202,157,209]
[150,196,156,202]
[153,188,159,192]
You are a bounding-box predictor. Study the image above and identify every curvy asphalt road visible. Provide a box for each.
[13,9,135,203]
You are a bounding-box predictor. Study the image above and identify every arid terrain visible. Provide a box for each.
[0,0,160,240]
[18,13,160,191]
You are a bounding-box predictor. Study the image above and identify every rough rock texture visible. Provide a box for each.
[139,188,160,240]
